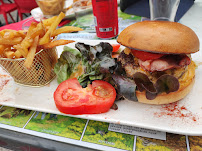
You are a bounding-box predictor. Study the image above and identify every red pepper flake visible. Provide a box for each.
[154,102,198,122]
[0,79,9,91]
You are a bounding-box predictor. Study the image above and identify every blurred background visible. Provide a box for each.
[0,0,33,26]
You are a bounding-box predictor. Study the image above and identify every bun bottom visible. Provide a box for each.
[136,77,195,105]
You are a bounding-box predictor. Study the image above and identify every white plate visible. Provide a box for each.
[31,0,74,22]
[1,40,202,136]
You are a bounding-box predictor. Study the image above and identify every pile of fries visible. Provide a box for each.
[0,12,83,86]
[36,0,65,16]
[0,12,83,68]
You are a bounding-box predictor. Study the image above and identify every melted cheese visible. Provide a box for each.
[178,61,196,89]
[69,61,84,79]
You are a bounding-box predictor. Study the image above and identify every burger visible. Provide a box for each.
[117,21,200,104]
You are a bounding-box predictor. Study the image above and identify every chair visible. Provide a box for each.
[14,0,38,21]
[0,0,18,25]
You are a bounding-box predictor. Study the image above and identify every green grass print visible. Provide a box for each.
[136,137,172,151]
[25,112,87,140]
[118,10,141,21]
[65,10,141,27]
[0,106,34,127]
[82,121,134,151]
[136,134,187,151]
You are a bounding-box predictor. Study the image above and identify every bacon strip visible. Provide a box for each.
[138,55,191,72]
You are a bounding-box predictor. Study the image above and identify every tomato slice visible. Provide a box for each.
[53,78,116,115]
[112,53,119,58]
[131,49,164,61]
[111,44,121,52]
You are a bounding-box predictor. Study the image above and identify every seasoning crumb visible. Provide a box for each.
[154,102,198,122]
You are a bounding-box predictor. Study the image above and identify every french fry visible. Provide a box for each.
[14,50,21,58]
[3,31,15,39]
[38,21,46,37]
[25,22,38,38]
[51,26,83,37]
[15,30,27,38]
[0,13,80,86]
[0,37,23,45]
[0,30,26,39]
[4,51,15,59]
[0,45,5,54]
[30,22,45,39]
[14,22,38,58]
[29,28,44,39]
[4,46,11,52]
[24,36,39,69]
[39,12,65,45]
[42,16,57,26]
[13,44,28,58]
[42,40,75,49]
[0,45,9,55]
[0,29,14,37]
[28,22,38,33]
[1,29,26,58]
[1,13,75,73]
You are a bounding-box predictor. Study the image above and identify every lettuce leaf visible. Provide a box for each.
[112,74,138,101]
[155,74,180,94]
[75,42,116,87]
[54,46,82,84]
[133,72,157,93]
[133,72,179,100]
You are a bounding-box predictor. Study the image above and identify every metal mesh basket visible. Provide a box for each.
[0,47,58,87]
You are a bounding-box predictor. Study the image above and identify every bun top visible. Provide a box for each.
[117,21,200,54]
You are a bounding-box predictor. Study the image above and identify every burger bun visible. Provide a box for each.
[117,21,200,54]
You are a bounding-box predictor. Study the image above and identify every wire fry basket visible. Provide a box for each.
[0,47,58,87]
